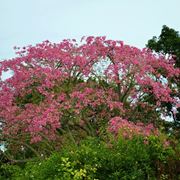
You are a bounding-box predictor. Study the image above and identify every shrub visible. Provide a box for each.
[1,134,179,180]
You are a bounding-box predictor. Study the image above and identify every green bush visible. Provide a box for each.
[1,134,179,180]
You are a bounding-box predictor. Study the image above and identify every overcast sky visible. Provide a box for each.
[0,0,180,60]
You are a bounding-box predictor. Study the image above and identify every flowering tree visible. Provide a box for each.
[0,37,179,157]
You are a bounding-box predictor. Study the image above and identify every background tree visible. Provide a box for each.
[147,25,180,67]
[146,25,180,130]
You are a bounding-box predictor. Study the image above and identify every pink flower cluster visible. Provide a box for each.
[0,36,179,143]
[108,117,159,138]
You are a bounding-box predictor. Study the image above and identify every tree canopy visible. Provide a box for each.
[0,36,179,145]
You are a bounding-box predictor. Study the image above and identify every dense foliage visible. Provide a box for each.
[1,134,180,180]
[0,35,180,179]
[147,25,180,68]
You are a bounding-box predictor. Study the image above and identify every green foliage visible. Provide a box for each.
[147,25,180,67]
[1,134,179,180]
[16,89,45,107]
[0,163,21,180]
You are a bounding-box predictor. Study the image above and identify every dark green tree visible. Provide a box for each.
[147,25,180,67]
[146,25,180,130]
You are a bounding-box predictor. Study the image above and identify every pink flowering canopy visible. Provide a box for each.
[0,36,179,144]
[108,116,159,138]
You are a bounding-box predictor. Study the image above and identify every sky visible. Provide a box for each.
[0,0,180,60]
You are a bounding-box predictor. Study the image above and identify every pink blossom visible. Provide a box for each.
[0,36,179,144]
